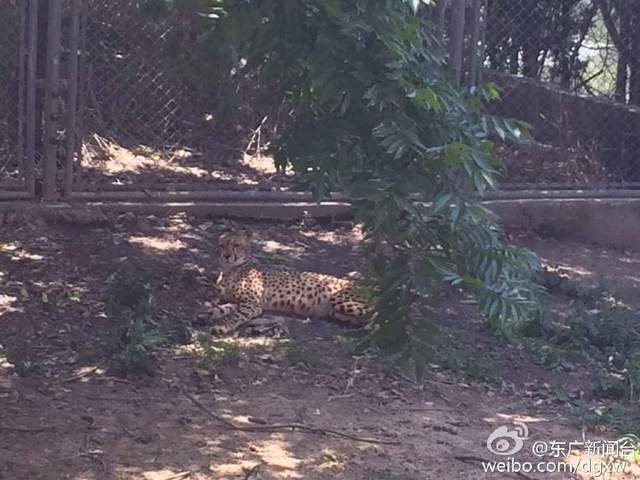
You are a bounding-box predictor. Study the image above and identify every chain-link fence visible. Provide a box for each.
[73,0,211,189]
[2,0,639,197]
[482,0,640,183]
[0,1,23,187]
[84,0,201,148]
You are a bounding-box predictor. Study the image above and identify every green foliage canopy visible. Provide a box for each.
[151,0,544,376]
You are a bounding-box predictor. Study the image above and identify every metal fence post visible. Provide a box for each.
[25,0,38,197]
[468,0,484,88]
[17,0,26,173]
[42,0,62,201]
[63,0,81,197]
[448,0,466,87]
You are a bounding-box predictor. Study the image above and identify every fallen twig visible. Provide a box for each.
[405,407,455,413]
[343,356,361,395]
[0,425,58,433]
[181,388,400,445]
[327,392,358,402]
[163,472,192,480]
[243,464,261,480]
[63,365,99,383]
[104,376,135,385]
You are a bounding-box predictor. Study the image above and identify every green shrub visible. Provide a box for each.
[148,0,544,377]
[105,268,164,376]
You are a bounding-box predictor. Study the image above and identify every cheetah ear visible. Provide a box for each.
[240,230,253,241]
[218,233,229,243]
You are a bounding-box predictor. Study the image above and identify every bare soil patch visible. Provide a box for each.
[1,215,639,479]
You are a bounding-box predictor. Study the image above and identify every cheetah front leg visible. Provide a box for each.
[330,293,372,326]
[212,298,263,335]
[198,302,237,326]
[206,303,238,320]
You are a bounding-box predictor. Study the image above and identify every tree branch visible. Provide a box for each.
[181,388,401,446]
[594,0,632,61]
[570,3,597,70]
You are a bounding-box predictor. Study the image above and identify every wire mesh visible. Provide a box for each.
[0,2,23,186]
[483,0,640,183]
[70,0,232,190]
[4,0,639,194]
[83,0,201,148]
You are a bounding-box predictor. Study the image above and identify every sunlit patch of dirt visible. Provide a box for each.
[258,239,306,256]
[299,225,364,245]
[80,136,293,189]
[0,294,18,315]
[250,438,302,473]
[65,366,107,384]
[485,413,549,425]
[624,275,640,285]
[86,136,210,178]
[240,153,278,176]
[210,460,260,478]
[128,235,186,252]
[555,264,593,277]
[0,350,15,390]
[0,242,45,262]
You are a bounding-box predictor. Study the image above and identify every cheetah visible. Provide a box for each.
[206,231,371,334]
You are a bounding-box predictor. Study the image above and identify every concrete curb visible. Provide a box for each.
[1,197,639,250]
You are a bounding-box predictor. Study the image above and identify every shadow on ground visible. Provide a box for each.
[1,214,639,479]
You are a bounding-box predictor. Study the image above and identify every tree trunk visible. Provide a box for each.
[509,47,519,74]
[558,2,572,88]
[614,1,629,101]
[628,2,640,104]
[616,52,628,102]
[521,0,540,77]
[35,0,49,156]
[448,0,466,86]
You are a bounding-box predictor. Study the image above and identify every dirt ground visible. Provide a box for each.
[1,214,639,480]
[72,135,612,191]
[75,137,292,191]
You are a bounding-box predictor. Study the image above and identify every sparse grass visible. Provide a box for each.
[112,318,165,376]
[580,405,640,438]
[441,357,502,386]
[105,267,163,376]
[0,342,43,377]
[518,275,640,439]
[282,341,324,370]
[105,268,153,319]
[321,447,340,462]
[196,335,242,367]
[521,279,640,400]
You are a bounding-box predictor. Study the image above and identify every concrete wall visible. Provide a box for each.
[487,198,640,250]
[1,197,639,250]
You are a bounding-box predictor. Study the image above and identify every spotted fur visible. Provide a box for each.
[207,231,371,334]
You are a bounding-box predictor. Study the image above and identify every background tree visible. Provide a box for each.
[485,0,640,104]
[595,0,640,104]
[485,0,596,88]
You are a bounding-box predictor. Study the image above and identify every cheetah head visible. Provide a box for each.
[218,231,252,270]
